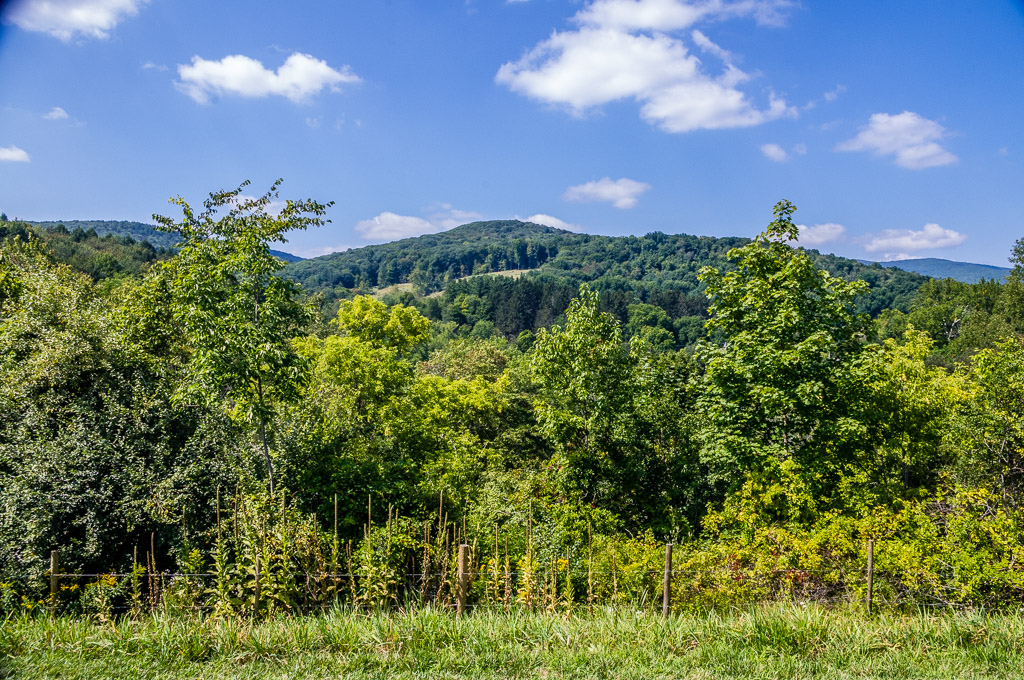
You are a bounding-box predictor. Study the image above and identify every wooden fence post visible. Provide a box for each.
[457,544,469,618]
[254,554,262,615]
[866,538,874,616]
[50,550,59,604]
[662,544,673,618]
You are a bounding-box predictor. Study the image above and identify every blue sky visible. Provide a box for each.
[1,0,1022,265]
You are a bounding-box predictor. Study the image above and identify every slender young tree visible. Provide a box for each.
[153,180,331,493]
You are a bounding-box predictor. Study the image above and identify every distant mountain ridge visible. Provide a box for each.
[29,219,305,263]
[865,258,1011,284]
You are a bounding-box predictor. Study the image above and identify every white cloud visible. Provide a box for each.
[496,0,796,134]
[836,111,957,169]
[760,142,787,161]
[797,222,846,246]
[574,0,792,32]
[760,142,805,161]
[0,146,30,162]
[864,223,966,258]
[141,60,168,71]
[430,206,482,230]
[288,243,353,258]
[563,177,651,209]
[230,194,288,217]
[3,0,146,41]
[691,29,734,62]
[42,106,68,120]
[523,213,583,232]
[176,52,360,104]
[823,84,846,102]
[355,204,481,241]
[356,213,437,241]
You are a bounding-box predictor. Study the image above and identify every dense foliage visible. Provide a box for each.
[2,189,1023,615]
[1,217,173,281]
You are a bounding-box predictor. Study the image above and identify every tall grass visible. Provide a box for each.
[2,605,1022,679]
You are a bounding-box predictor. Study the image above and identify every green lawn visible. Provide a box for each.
[2,605,1021,679]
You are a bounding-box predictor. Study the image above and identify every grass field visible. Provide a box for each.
[2,604,1022,679]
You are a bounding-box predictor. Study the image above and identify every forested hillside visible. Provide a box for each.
[29,219,183,250]
[283,220,928,343]
[1,216,173,281]
[2,187,1024,615]
[25,217,305,263]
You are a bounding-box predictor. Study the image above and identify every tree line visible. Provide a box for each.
[2,186,1023,611]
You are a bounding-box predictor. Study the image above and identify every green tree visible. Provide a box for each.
[949,337,1024,504]
[0,240,244,582]
[152,180,331,493]
[695,200,870,521]
[335,295,430,353]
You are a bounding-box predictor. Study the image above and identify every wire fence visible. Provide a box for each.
[36,540,1024,619]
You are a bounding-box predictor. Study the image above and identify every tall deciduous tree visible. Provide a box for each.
[695,200,870,521]
[152,180,331,493]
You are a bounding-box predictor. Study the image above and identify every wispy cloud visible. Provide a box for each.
[0,146,30,163]
[496,0,796,134]
[823,85,846,102]
[287,243,354,258]
[176,52,361,104]
[760,142,805,161]
[563,177,651,209]
[690,29,734,63]
[836,111,957,169]
[760,143,788,162]
[42,106,68,120]
[3,0,147,41]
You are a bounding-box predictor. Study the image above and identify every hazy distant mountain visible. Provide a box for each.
[29,219,304,262]
[865,258,1011,284]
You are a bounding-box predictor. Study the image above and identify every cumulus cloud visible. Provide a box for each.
[0,146,30,162]
[356,213,436,241]
[176,52,360,104]
[3,0,146,40]
[836,111,957,169]
[496,0,796,134]
[43,106,68,120]
[760,142,787,161]
[563,177,651,209]
[864,223,966,259]
[574,0,792,32]
[796,222,846,246]
[523,213,583,232]
[355,205,481,241]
